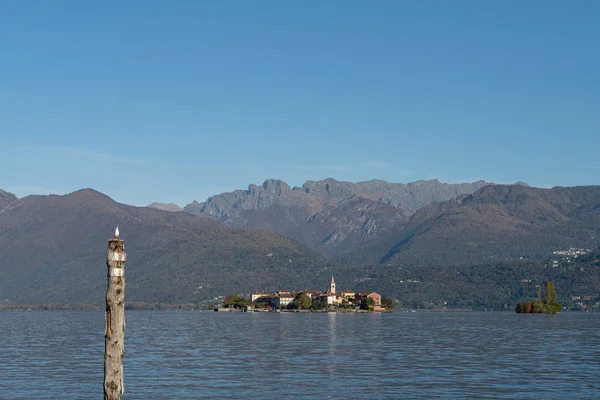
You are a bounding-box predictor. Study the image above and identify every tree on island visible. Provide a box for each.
[545,281,557,305]
[515,280,561,314]
[293,293,312,309]
[254,301,268,309]
[310,299,326,310]
[222,293,251,309]
[287,293,311,310]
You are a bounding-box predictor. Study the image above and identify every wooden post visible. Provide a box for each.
[104,227,126,400]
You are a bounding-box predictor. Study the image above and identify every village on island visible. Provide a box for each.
[216,276,393,312]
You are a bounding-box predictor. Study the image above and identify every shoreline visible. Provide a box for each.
[0,303,477,312]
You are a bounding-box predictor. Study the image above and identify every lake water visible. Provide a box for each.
[1,311,599,399]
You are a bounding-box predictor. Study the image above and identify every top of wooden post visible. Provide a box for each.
[107,227,126,265]
[107,238,125,250]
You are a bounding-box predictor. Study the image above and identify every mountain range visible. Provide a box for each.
[178,178,491,257]
[1,178,599,306]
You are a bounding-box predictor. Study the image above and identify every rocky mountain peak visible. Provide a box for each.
[408,179,441,186]
[261,179,290,194]
[301,178,356,201]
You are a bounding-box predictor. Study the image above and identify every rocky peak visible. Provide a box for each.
[408,179,441,186]
[261,179,290,194]
[247,179,291,197]
[301,178,356,202]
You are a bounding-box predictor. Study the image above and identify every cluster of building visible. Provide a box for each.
[547,248,591,268]
[571,295,598,301]
[251,276,384,311]
[553,248,589,257]
[571,295,600,310]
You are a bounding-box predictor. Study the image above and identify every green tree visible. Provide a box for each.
[310,299,325,310]
[293,293,312,310]
[532,300,546,313]
[222,293,251,309]
[545,281,557,305]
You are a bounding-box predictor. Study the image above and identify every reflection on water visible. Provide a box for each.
[327,312,336,379]
[1,311,599,399]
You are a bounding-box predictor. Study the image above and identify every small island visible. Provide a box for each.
[515,281,562,314]
[218,276,393,312]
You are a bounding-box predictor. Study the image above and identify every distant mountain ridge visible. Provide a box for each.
[183,178,491,219]
[0,189,17,212]
[182,178,491,256]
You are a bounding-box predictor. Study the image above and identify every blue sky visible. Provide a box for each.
[1,1,598,206]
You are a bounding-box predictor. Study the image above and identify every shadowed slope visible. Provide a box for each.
[0,189,327,304]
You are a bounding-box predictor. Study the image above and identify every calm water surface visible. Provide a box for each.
[1,311,599,399]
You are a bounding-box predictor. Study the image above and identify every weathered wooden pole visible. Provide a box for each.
[104,226,126,400]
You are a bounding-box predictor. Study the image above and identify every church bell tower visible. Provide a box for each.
[330,275,336,294]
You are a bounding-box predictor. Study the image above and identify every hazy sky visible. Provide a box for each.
[1,1,598,206]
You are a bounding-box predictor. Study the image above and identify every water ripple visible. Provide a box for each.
[1,311,599,399]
